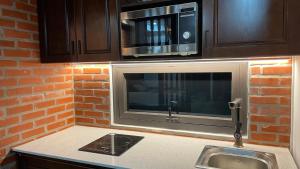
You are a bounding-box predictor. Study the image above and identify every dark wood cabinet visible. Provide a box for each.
[216,0,286,45]
[38,0,76,62]
[38,0,300,62]
[17,153,112,169]
[38,0,120,63]
[203,0,300,58]
[76,0,119,62]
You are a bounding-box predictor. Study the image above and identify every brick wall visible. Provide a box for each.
[0,0,75,168]
[248,59,292,146]
[73,64,111,128]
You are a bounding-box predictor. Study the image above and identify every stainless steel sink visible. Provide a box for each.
[195,145,279,169]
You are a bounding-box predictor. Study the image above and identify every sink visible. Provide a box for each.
[195,145,279,169]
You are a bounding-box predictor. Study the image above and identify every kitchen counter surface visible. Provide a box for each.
[13,126,297,169]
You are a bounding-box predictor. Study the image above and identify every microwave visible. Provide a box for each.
[120,2,199,58]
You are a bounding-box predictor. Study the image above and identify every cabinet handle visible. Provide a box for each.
[71,41,75,55]
[78,40,82,54]
[204,30,209,49]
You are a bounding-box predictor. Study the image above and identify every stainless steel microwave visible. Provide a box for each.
[120,2,199,58]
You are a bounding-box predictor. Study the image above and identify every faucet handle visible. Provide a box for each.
[228,98,242,110]
[234,130,244,148]
[234,122,243,148]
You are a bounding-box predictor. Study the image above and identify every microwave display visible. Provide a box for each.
[120,2,199,58]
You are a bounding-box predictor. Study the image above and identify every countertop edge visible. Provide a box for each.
[13,149,128,169]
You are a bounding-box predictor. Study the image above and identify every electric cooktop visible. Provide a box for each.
[79,133,144,156]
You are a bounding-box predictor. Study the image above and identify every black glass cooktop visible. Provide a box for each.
[79,133,144,156]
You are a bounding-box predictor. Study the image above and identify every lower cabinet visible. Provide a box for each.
[17,153,112,169]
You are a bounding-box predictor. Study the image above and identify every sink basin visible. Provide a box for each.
[195,145,279,169]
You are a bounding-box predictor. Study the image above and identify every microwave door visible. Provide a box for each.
[121,16,179,57]
[120,2,198,57]
[121,4,181,57]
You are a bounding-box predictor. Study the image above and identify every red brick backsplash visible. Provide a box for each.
[0,0,75,168]
[73,65,111,128]
[248,60,292,146]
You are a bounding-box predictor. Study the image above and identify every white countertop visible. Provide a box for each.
[13,126,297,169]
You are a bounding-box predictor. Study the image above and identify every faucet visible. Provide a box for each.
[166,100,179,122]
[228,98,244,148]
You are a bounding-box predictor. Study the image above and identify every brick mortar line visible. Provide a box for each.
[0,91,74,100]
[2,20,39,27]
[250,76,292,79]
[2,101,74,114]
[248,94,291,97]
[13,83,75,88]
[248,104,291,107]
[0,5,37,15]
[1,27,39,34]
[2,117,73,140]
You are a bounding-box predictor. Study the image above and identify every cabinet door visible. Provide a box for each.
[202,0,214,57]
[38,0,76,62]
[76,0,120,62]
[205,0,290,58]
[287,0,300,54]
[17,153,111,169]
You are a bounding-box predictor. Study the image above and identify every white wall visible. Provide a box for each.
[292,56,300,168]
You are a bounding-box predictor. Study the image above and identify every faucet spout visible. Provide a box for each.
[228,98,244,148]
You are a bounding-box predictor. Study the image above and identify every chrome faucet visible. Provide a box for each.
[228,98,244,148]
[166,100,179,122]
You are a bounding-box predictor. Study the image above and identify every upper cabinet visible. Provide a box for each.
[38,0,120,63]
[38,0,300,62]
[75,0,119,62]
[38,0,76,62]
[203,0,300,58]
